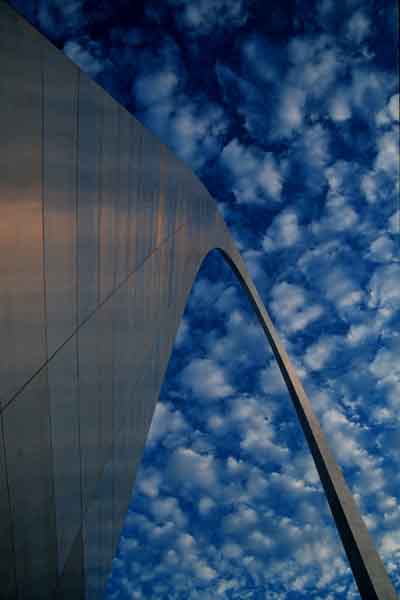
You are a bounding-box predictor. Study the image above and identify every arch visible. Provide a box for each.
[0,2,396,599]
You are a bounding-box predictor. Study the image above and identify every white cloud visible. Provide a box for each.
[150,496,187,527]
[375,129,399,175]
[171,0,248,35]
[194,561,217,582]
[64,39,104,75]
[146,401,188,447]
[376,93,400,126]
[262,209,302,251]
[302,123,331,168]
[168,447,217,490]
[171,101,229,169]
[321,267,363,311]
[312,192,358,236]
[388,210,400,234]
[296,44,339,100]
[304,336,337,371]
[175,317,189,347]
[208,308,267,368]
[257,154,283,200]
[345,10,370,44]
[368,263,400,311]
[276,85,306,137]
[360,171,378,203]
[367,235,395,263]
[180,358,233,399]
[346,323,374,346]
[222,505,258,534]
[380,529,400,556]
[134,70,178,107]
[260,361,287,396]
[220,139,283,204]
[388,93,399,122]
[137,469,162,498]
[247,530,273,554]
[369,347,400,381]
[198,496,216,515]
[329,92,351,122]
[269,281,324,335]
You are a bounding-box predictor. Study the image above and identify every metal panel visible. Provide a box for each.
[48,337,82,574]
[114,106,130,287]
[112,422,143,551]
[77,75,102,324]
[126,119,141,274]
[83,483,101,600]
[98,301,114,474]
[43,44,78,357]
[54,530,85,600]
[98,94,118,303]
[0,415,17,599]
[3,370,58,599]
[82,459,114,600]
[78,299,113,511]
[98,461,114,593]
[134,128,161,265]
[111,283,131,439]
[77,314,100,512]
[0,4,46,407]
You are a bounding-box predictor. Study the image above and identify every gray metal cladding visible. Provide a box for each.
[0,1,396,599]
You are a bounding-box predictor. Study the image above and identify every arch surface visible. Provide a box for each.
[0,2,396,599]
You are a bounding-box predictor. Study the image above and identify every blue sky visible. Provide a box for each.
[11,0,399,597]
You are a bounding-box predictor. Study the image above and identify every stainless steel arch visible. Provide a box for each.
[0,2,396,599]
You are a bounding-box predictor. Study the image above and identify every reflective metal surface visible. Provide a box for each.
[48,337,81,574]
[0,1,396,599]
[0,3,46,407]
[43,46,78,357]
[3,370,58,599]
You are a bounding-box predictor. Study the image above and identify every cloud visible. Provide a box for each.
[367,235,395,263]
[388,93,399,121]
[312,192,358,235]
[134,70,179,107]
[375,129,400,175]
[260,361,287,396]
[269,281,324,335]
[166,0,248,36]
[328,90,352,122]
[368,263,400,312]
[136,469,162,498]
[345,9,371,44]
[220,139,283,204]
[207,308,268,369]
[146,401,188,448]
[64,38,104,75]
[168,447,217,490]
[304,335,338,371]
[275,85,306,137]
[198,496,216,515]
[180,358,233,400]
[262,208,302,251]
[321,266,363,312]
[175,317,189,348]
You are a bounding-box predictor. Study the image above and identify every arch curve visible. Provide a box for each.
[0,3,396,599]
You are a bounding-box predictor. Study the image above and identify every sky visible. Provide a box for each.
[10,0,399,598]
